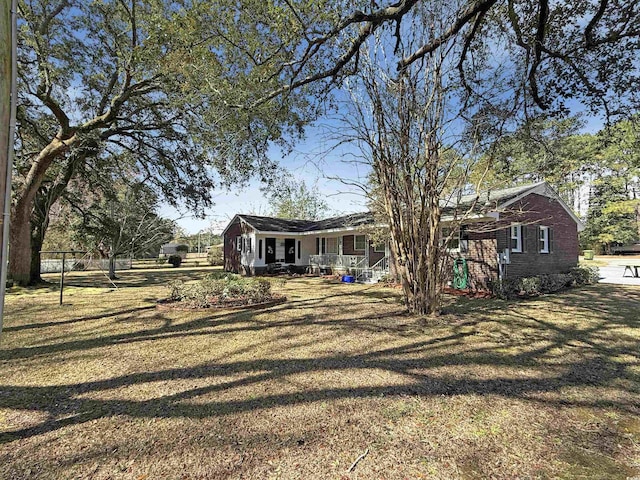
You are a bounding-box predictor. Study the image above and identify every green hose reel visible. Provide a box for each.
[452,258,469,289]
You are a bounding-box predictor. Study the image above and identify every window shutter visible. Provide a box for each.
[247,238,252,253]
[316,238,320,254]
[321,238,326,254]
[258,239,262,259]
[522,225,528,253]
[298,241,301,259]
[549,228,555,253]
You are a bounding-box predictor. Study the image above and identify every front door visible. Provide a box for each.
[285,238,296,264]
[265,238,276,264]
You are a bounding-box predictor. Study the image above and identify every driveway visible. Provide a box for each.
[598,265,640,286]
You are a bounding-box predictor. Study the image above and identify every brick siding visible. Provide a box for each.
[495,193,579,278]
[459,228,499,290]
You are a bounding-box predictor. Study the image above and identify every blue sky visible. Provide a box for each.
[162,75,610,235]
[164,108,608,235]
[160,122,371,234]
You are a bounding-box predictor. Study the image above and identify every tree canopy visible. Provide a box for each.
[266,178,329,220]
[11,0,322,284]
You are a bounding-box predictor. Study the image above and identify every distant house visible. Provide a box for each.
[159,243,188,258]
[222,182,584,288]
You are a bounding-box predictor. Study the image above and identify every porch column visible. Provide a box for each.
[365,235,369,266]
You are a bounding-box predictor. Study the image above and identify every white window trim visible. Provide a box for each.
[354,234,367,251]
[326,237,339,254]
[539,226,549,254]
[440,227,461,252]
[236,236,242,252]
[511,224,522,253]
[374,241,386,253]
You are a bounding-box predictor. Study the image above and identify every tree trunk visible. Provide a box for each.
[9,199,33,285]
[8,137,72,285]
[30,232,44,284]
[108,254,117,280]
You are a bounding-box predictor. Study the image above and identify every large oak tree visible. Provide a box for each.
[12,0,321,284]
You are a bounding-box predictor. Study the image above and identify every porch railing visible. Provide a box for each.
[309,254,366,269]
[370,256,389,274]
[354,256,390,282]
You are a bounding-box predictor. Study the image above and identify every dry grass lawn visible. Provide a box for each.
[1,266,639,479]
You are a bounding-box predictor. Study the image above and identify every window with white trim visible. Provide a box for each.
[325,237,338,254]
[354,234,366,251]
[440,226,460,251]
[510,224,522,253]
[539,226,549,253]
[246,237,252,253]
[460,224,469,253]
[236,236,242,252]
[374,241,386,253]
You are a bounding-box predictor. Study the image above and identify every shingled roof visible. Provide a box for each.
[440,182,546,214]
[224,182,576,234]
[231,212,375,234]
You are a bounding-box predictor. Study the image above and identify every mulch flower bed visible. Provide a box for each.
[442,287,493,298]
[156,294,287,311]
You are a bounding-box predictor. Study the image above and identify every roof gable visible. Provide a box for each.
[498,182,585,231]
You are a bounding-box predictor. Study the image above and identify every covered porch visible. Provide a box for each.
[309,252,390,282]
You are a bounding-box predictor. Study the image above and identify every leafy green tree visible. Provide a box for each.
[480,116,597,207]
[579,119,640,252]
[11,0,318,284]
[266,179,329,220]
[69,181,175,279]
[582,177,639,253]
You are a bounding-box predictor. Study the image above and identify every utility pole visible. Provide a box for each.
[0,0,17,336]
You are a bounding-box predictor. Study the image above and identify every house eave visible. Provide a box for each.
[254,224,386,236]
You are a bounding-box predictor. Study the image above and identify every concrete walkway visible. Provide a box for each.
[598,265,640,286]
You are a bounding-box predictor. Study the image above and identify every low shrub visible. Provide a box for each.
[570,265,600,285]
[490,265,600,299]
[156,257,167,265]
[167,255,182,267]
[539,273,573,293]
[488,277,520,299]
[167,273,282,308]
[207,245,223,266]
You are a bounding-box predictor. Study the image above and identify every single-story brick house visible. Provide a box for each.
[222,182,584,288]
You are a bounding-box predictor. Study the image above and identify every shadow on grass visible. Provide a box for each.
[58,267,212,289]
[0,282,638,446]
[2,305,157,333]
